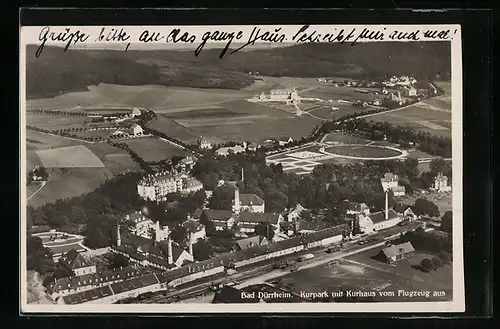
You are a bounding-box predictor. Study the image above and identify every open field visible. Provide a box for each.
[27,167,113,208]
[27,114,90,131]
[324,145,403,158]
[301,85,380,103]
[146,116,200,144]
[36,145,105,168]
[275,247,452,302]
[162,107,247,119]
[122,136,189,162]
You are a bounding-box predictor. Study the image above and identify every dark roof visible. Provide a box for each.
[212,286,260,303]
[302,224,350,244]
[369,209,400,224]
[203,209,234,222]
[238,212,281,225]
[380,242,415,258]
[58,250,94,270]
[61,285,114,305]
[296,218,332,231]
[346,202,369,212]
[46,266,149,294]
[118,232,186,264]
[235,236,268,250]
[110,273,159,294]
[237,193,265,206]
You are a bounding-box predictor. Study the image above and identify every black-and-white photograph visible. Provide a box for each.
[20,24,464,313]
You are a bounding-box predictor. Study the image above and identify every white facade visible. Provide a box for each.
[434,173,451,192]
[130,124,143,136]
[74,265,97,277]
[137,173,183,201]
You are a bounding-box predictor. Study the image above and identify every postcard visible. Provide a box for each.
[20,23,464,313]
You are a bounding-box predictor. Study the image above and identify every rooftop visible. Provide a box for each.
[235,193,265,206]
[381,242,415,258]
[369,209,400,224]
[202,209,234,222]
[235,235,268,250]
[238,212,281,225]
[58,250,94,271]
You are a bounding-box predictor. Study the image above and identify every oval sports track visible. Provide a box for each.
[320,144,407,160]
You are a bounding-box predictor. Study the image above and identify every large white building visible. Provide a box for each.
[232,187,266,214]
[137,172,203,201]
[124,211,154,239]
[215,145,246,157]
[434,173,451,192]
[381,173,406,196]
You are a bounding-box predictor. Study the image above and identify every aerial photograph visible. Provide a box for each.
[23,40,454,306]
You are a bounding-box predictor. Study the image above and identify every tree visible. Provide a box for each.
[420,258,434,272]
[207,184,234,210]
[254,222,275,240]
[170,225,188,246]
[27,236,54,274]
[299,210,313,221]
[413,198,440,218]
[438,250,452,264]
[110,253,129,269]
[192,239,214,261]
[440,211,452,233]
[431,256,442,270]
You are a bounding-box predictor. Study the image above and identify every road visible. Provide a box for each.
[27,181,47,201]
[136,221,423,304]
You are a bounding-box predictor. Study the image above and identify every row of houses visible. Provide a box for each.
[56,223,349,304]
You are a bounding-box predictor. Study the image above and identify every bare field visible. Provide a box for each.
[301,86,378,103]
[323,132,370,144]
[27,114,90,131]
[122,137,189,162]
[147,116,200,144]
[36,145,105,168]
[28,167,113,208]
[175,115,270,128]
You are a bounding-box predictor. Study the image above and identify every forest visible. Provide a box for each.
[26,41,450,98]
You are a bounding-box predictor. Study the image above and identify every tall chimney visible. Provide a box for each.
[116,220,121,247]
[188,231,193,255]
[241,168,245,182]
[155,220,161,242]
[385,189,389,220]
[167,236,173,265]
[234,187,240,213]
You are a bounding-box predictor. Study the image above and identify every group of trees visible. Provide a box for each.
[27,235,54,275]
[420,250,452,272]
[28,109,88,116]
[412,198,440,218]
[27,172,143,248]
[28,165,49,182]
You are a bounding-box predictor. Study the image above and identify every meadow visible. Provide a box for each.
[122,137,190,162]
[36,145,105,168]
[146,116,200,144]
[27,114,90,131]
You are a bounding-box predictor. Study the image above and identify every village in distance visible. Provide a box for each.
[24,41,454,306]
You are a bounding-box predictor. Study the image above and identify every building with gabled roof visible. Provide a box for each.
[182,219,206,243]
[200,209,236,231]
[236,212,284,234]
[345,201,370,216]
[434,173,451,193]
[357,208,402,234]
[233,235,269,251]
[287,203,305,222]
[377,242,415,263]
[58,249,96,277]
[232,187,265,214]
[199,136,213,150]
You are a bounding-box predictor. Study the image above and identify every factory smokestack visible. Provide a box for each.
[241,167,244,182]
[385,189,389,220]
[116,220,121,247]
[155,220,161,242]
[167,236,173,265]
[234,186,240,214]
[188,231,193,256]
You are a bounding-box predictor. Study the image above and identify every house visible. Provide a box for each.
[130,108,142,118]
[112,229,194,270]
[58,249,97,277]
[45,266,149,300]
[295,218,336,234]
[345,201,370,216]
[287,203,305,222]
[434,173,451,192]
[215,145,246,157]
[233,235,269,251]
[376,242,415,263]
[200,209,235,231]
[182,219,207,243]
[177,156,196,170]
[212,286,263,303]
[232,188,266,213]
[408,86,417,97]
[357,209,402,234]
[280,221,297,236]
[129,124,143,136]
[392,185,406,197]
[123,211,154,239]
[247,142,259,152]
[199,137,213,150]
[394,204,418,221]
[278,137,294,146]
[182,178,203,194]
[236,212,284,234]
[137,172,183,201]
